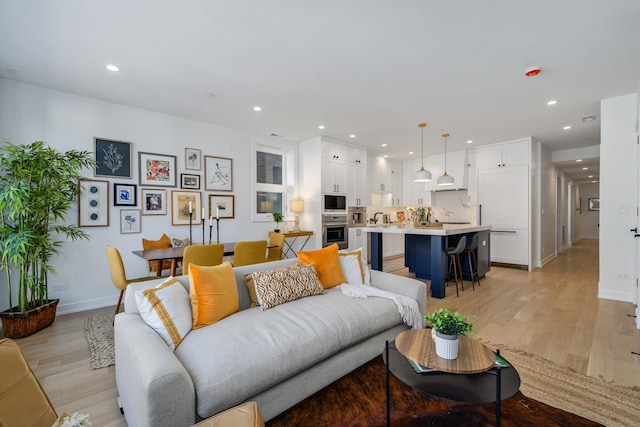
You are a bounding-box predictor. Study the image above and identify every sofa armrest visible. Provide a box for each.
[369,270,427,316]
[115,313,195,427]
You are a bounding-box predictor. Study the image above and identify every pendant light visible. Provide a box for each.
[413,123,432,182]
[437,133,455,186]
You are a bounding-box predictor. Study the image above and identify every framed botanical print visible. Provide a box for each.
[78,179,109,227]
[94,137,132,178]
[171,190,203,225]
[205,155,233,191]
[114,183,137,206]
[141,188,167,215]
[138,152,177,187]
[180,173,200,190]
[120,209,141,234]
[185,148,202,170]
[208,194,235,219]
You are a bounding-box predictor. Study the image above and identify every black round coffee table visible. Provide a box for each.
[383,339,520,426]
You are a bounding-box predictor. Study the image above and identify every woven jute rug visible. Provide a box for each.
[84,313,115,369]
[486,344,640,427]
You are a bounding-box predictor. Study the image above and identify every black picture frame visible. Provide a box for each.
[114,183,137,206]
[180,173,201,189]
[94,137,132,178]
[588,198,600,211]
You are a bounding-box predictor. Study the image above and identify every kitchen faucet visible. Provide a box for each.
[374,212,384,224]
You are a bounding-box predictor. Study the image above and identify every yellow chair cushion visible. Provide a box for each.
[142,233,172,271]
[296,243,346,289]
[188,262,239,329]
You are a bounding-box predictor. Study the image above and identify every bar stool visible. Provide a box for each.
[463,233,480,290]
[446,236,466,297]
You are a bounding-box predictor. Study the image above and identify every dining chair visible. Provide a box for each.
[106,246,157,324]
[266,232,286,261]
[142,234,172,276]
[233,240,268,267]
[182,244,225,272]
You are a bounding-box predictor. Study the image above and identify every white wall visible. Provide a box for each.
[539,143,557,265]
[0,79,299,314]
[599,93,637,302]
[578,183,600,239]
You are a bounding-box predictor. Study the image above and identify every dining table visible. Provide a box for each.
[132,242,273,277]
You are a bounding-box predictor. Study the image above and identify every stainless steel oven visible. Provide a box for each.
[322,214,348,249]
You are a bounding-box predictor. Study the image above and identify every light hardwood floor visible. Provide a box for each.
[8,239,640,426]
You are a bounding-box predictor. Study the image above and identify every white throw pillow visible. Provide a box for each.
[338,247,371,285]
[135,277,192,350]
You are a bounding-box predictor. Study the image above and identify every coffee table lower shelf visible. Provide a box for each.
[383,341,520,427]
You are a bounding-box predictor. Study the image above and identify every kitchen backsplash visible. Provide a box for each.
[367,190,476,224]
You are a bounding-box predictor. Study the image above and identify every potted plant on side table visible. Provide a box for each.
[0,140,95,338]
[272,212,283,233]
[424,308,474,360]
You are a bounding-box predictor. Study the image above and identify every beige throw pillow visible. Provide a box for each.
[252,264,324,310]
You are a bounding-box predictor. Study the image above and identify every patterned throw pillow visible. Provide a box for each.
[172,237,190,247]
[252,264,324,310]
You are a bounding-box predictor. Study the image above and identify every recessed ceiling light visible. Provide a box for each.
[576,159,582,162]
[592,180,597,183]
[106,64,120,72]
[466,140,473,144]
[253,106,262,112]
[409,151,414,155]
[318,125,325,130]
[588,175,593,178]
[349,134,356,138]
[563,126,571,130]
[383,155,388,158]
[582,167,588,170]
[547,100,558,106]
[381,143,387,147]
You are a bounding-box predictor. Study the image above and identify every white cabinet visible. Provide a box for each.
[383,161,403,207]
[489,229,529,265]
[383,233,404,259]
[322,140,348,161]
[477,139,529,170]
[402,159,432,206]
[368,155,390,192]
[426,150,467,191]
[348,228,368,260]
[346,160,367,206]
[321,158,347,193]
[467,150,478,205]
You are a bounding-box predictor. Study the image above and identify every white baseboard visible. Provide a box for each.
[540,252,557,266]
[56,296,114,315]
[597,285,632,303]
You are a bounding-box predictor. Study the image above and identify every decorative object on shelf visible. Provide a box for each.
[423,308,474,360]
[93,137,132,178]
[413,123,432,182]
[272,212,283,232]
[113,182,137,206]
[138,152,177,187]
[0,140,95,338]
[205,155,233,191]
[396,211,406,222]
[208,194,235,219]
[438,133,455,186]
[79,179,110,227]
[180,173,200,189]
[171,190,202,226]
[185,147,202,170]
[290,199,304,232]
[120,209,141,234]
[141,188,167,215]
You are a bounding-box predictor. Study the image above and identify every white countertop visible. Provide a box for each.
[362,224,491,236]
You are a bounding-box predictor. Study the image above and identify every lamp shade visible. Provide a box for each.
[414,167,432,182]
[290,199,304,213]
[437,172,454,186]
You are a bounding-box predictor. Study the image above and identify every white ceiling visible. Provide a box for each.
[2,1,640,183]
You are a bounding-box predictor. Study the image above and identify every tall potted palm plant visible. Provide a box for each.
[0,140,95,338]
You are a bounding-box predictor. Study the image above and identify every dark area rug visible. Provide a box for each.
[267,356,602,427]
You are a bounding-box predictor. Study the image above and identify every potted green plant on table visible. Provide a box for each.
[423,308,474,360]
[272,212,283,232]
[0,140,95,338]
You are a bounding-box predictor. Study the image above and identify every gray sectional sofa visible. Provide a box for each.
[115,258,426,427]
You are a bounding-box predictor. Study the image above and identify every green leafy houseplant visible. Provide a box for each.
[423,308,474,337]
[272,212,283,231]
[0,140,95,322]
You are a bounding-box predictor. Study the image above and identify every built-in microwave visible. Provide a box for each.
[323,194,347,213]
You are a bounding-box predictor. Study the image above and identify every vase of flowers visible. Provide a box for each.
[408,206,433,227]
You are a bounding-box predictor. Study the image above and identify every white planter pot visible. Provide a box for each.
[432,330,459,359]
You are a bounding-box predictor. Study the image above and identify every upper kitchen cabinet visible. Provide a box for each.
[346,146,367,206]
[425,150,468,191]
[477,139,529,170]
[321,140,348,193]
[402,158,432,206]
[467,150,478,205]
[368,155,402,206]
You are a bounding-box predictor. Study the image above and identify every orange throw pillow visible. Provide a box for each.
[188,262,239,329]
[296,243,346,289]
[142,234,172,272]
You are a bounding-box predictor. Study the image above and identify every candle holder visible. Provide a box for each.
[216,218,220,243]
[202,217,205,245]
[188,212,193,244]
[209,224,213,245]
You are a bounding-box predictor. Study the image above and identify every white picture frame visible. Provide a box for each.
[205,155,233,191]
[120,209,141,234]
[78,179,109,227]
[185,148,202,170]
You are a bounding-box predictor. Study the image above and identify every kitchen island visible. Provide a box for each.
[363,224,491,299]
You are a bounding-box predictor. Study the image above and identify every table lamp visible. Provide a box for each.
[290,199,304,232]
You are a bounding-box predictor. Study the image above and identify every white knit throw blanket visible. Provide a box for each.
[339,284,423,329]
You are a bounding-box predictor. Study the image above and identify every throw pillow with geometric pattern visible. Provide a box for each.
[252,264,324,310]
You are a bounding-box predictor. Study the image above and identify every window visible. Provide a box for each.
[253,141,288,220]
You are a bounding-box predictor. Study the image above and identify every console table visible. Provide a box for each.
[281,230,313,258]
[384,329,520,427]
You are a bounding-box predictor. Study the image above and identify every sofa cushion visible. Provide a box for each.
[135,277,192,350]
[175,288,403,418]
[189,262,239,329]
[251,264,324,310]
[296,243,346,289]
[338,247,370,286]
